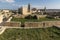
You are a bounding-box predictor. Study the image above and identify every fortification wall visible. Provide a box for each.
[2,22,21,27]
[25,21,60,28]
[1,21,60,28]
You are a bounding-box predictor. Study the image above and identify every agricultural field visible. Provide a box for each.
[0,26,60,40]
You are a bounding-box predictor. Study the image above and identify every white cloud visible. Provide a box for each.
[12,4,21,7]
[6,0,15,3]
[0,0,15,3]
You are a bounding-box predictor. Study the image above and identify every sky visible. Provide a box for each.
[0,0,60,9]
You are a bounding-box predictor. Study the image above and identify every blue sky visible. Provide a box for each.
[0,0,60,9]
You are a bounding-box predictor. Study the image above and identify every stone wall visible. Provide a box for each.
[25,22,43,28]
[36,15,47,19]
[25,21,60,28]
[1,21,60,28]
[3,22,21,27]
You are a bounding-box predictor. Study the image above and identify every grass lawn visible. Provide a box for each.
[0,26,60,40]
[11,17,60,23]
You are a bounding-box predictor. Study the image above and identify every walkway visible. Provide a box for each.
[0,16,12,35]
[0,27,6,34]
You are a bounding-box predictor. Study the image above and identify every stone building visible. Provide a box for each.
[0,9,13,23]
[0,15,4,23]
[1,9,13,18]
[18,4,32,15]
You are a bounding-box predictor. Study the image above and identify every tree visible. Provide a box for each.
[25,15,32,19]
[33,15,37,19]
[25,15,37,19]
[32,8,37,11]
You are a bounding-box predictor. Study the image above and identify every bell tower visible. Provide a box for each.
[28,3,30,12]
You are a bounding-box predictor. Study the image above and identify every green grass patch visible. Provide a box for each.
[11,17,60,23]
[0,26,60,40]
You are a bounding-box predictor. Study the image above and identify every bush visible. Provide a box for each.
[25,15,37,19]
[33,15,37,19]
[46,16,54,19]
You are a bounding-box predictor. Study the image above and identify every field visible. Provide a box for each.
[0,26,60,40]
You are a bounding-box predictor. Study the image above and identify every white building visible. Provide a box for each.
[22,6,31,15]
[3,10,9,13]
[1,9,13,18]
[0,9,13,23]
[19,4,32,15]
[0,15,4,23]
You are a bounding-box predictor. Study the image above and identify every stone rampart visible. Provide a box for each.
[2,22,21,27]
[25,21,60,28]
[1,21,60,28]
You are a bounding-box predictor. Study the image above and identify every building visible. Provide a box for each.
[0,15,4,23]
[1,9,13,18]
[0,9,14,23]
[18,4,31,15]
[31,8,37,13]
[2,9,9,13]
[28,4,30,12]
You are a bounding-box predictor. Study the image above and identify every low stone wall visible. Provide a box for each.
[25,21,60,28]
[25,22,43,28]
[1,21,60,28]
[3,22,21,27]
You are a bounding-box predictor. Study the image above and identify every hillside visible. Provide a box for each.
[0,26,60,40]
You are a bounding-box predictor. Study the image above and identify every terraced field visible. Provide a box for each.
[0,26,60,40]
